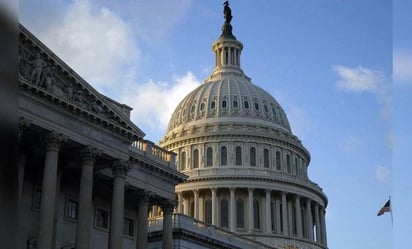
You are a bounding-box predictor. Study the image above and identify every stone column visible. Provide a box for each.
[109,160,130,249]
[229,187,236,232]
[162,202,174,249]
[211,188,217,225]
[38,132,66,249]
[295,195,303,238]
[275,198,281,234]
[177,192,183,213]
[193,189,199,219]
[281,192,288,235]
[305,199,313,240]
[320,207,327,246]
[287,200,293,235]
[136,191,151,249]
[265,189,272,233]
[248,188,254,233]
[183,197,189,215]
[314,203,321,243]
[75,147,100,249]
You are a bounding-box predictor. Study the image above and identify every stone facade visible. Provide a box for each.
[17,24,187,249]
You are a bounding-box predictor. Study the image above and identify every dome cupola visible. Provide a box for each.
[158,3,328,248]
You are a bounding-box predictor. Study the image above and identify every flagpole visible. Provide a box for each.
[389,196,393,227]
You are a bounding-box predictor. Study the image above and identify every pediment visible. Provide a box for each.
[18,24,145,141]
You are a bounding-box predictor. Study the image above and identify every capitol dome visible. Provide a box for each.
[159,3,328,249]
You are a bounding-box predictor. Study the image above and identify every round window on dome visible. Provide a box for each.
[200,102,205,111]
[190,105,196,114]
[222,100,227,109]
[244,101,250,109]
[264,105,268,113]
[233,100,239,109]
[254,102,259,111]
[211,101,216,110]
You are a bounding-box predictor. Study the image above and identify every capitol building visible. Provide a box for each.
[15,2,327,249]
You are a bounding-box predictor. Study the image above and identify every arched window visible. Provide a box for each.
[294,158,298,175]
[220,199,229,228]
[286,154,291,173]
[206,147,213,167]
[236,199,245,228]
[193,149,199,169]
[250,147,256,166]
[263,149,269,168]
[205,200,212,224]
[235,146,242,165]
[244,101,250,109]
[222,100,227,109]
[233,100,239,108]
[211,101,216,110]
[276,151,281,170]
[254,102,260,111]
[221,146,227,166]
[254,200,260,229]
[181,151,186,170]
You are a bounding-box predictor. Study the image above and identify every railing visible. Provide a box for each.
[130,140,176,169]
[182,167,322,192]
[148,214,326,249]
[148,214,276,249]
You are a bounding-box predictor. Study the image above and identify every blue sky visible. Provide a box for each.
[20,0,410,248]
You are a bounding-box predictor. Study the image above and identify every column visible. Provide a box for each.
[314,203,321,243]
[287,201,293,235]
[177,192,183,213]
[281,192,288,235]
[193,189,199,219]
[265,190,272,233]
[305,199,313,240]
[38,132,66,249]
[211,188,217,225]
[76,147,100,249]
[109,160,130,249]
[162,203,174,249]
[136,191,151,249]
[275,198,281,234]
[320,207,327,246]
[248,188,254,233]
[183,197,189,215]
[295,195,303,238]
[229,187,236,232]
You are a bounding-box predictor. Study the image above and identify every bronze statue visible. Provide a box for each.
[223,1,232,23]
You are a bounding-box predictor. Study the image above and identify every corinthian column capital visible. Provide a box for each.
[80,146,101,164]
[112,160,131,178]
[43,131,67,151]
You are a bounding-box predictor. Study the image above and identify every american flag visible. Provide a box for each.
[377,199,391,216]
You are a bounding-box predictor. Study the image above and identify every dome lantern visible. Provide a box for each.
[211,1,245,78]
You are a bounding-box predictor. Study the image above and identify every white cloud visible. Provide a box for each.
[375,165,391,183]
[122,72,201,132]
[394,50,412,84]
[333,65,392,119]
[37,0,139,89]
[334,65,383,92]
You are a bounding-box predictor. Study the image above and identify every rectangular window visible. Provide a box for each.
[95,208,109,230]
[65,199,78,220]
[123,217,134,236]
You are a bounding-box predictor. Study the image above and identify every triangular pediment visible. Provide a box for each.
[18,24,145,141]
